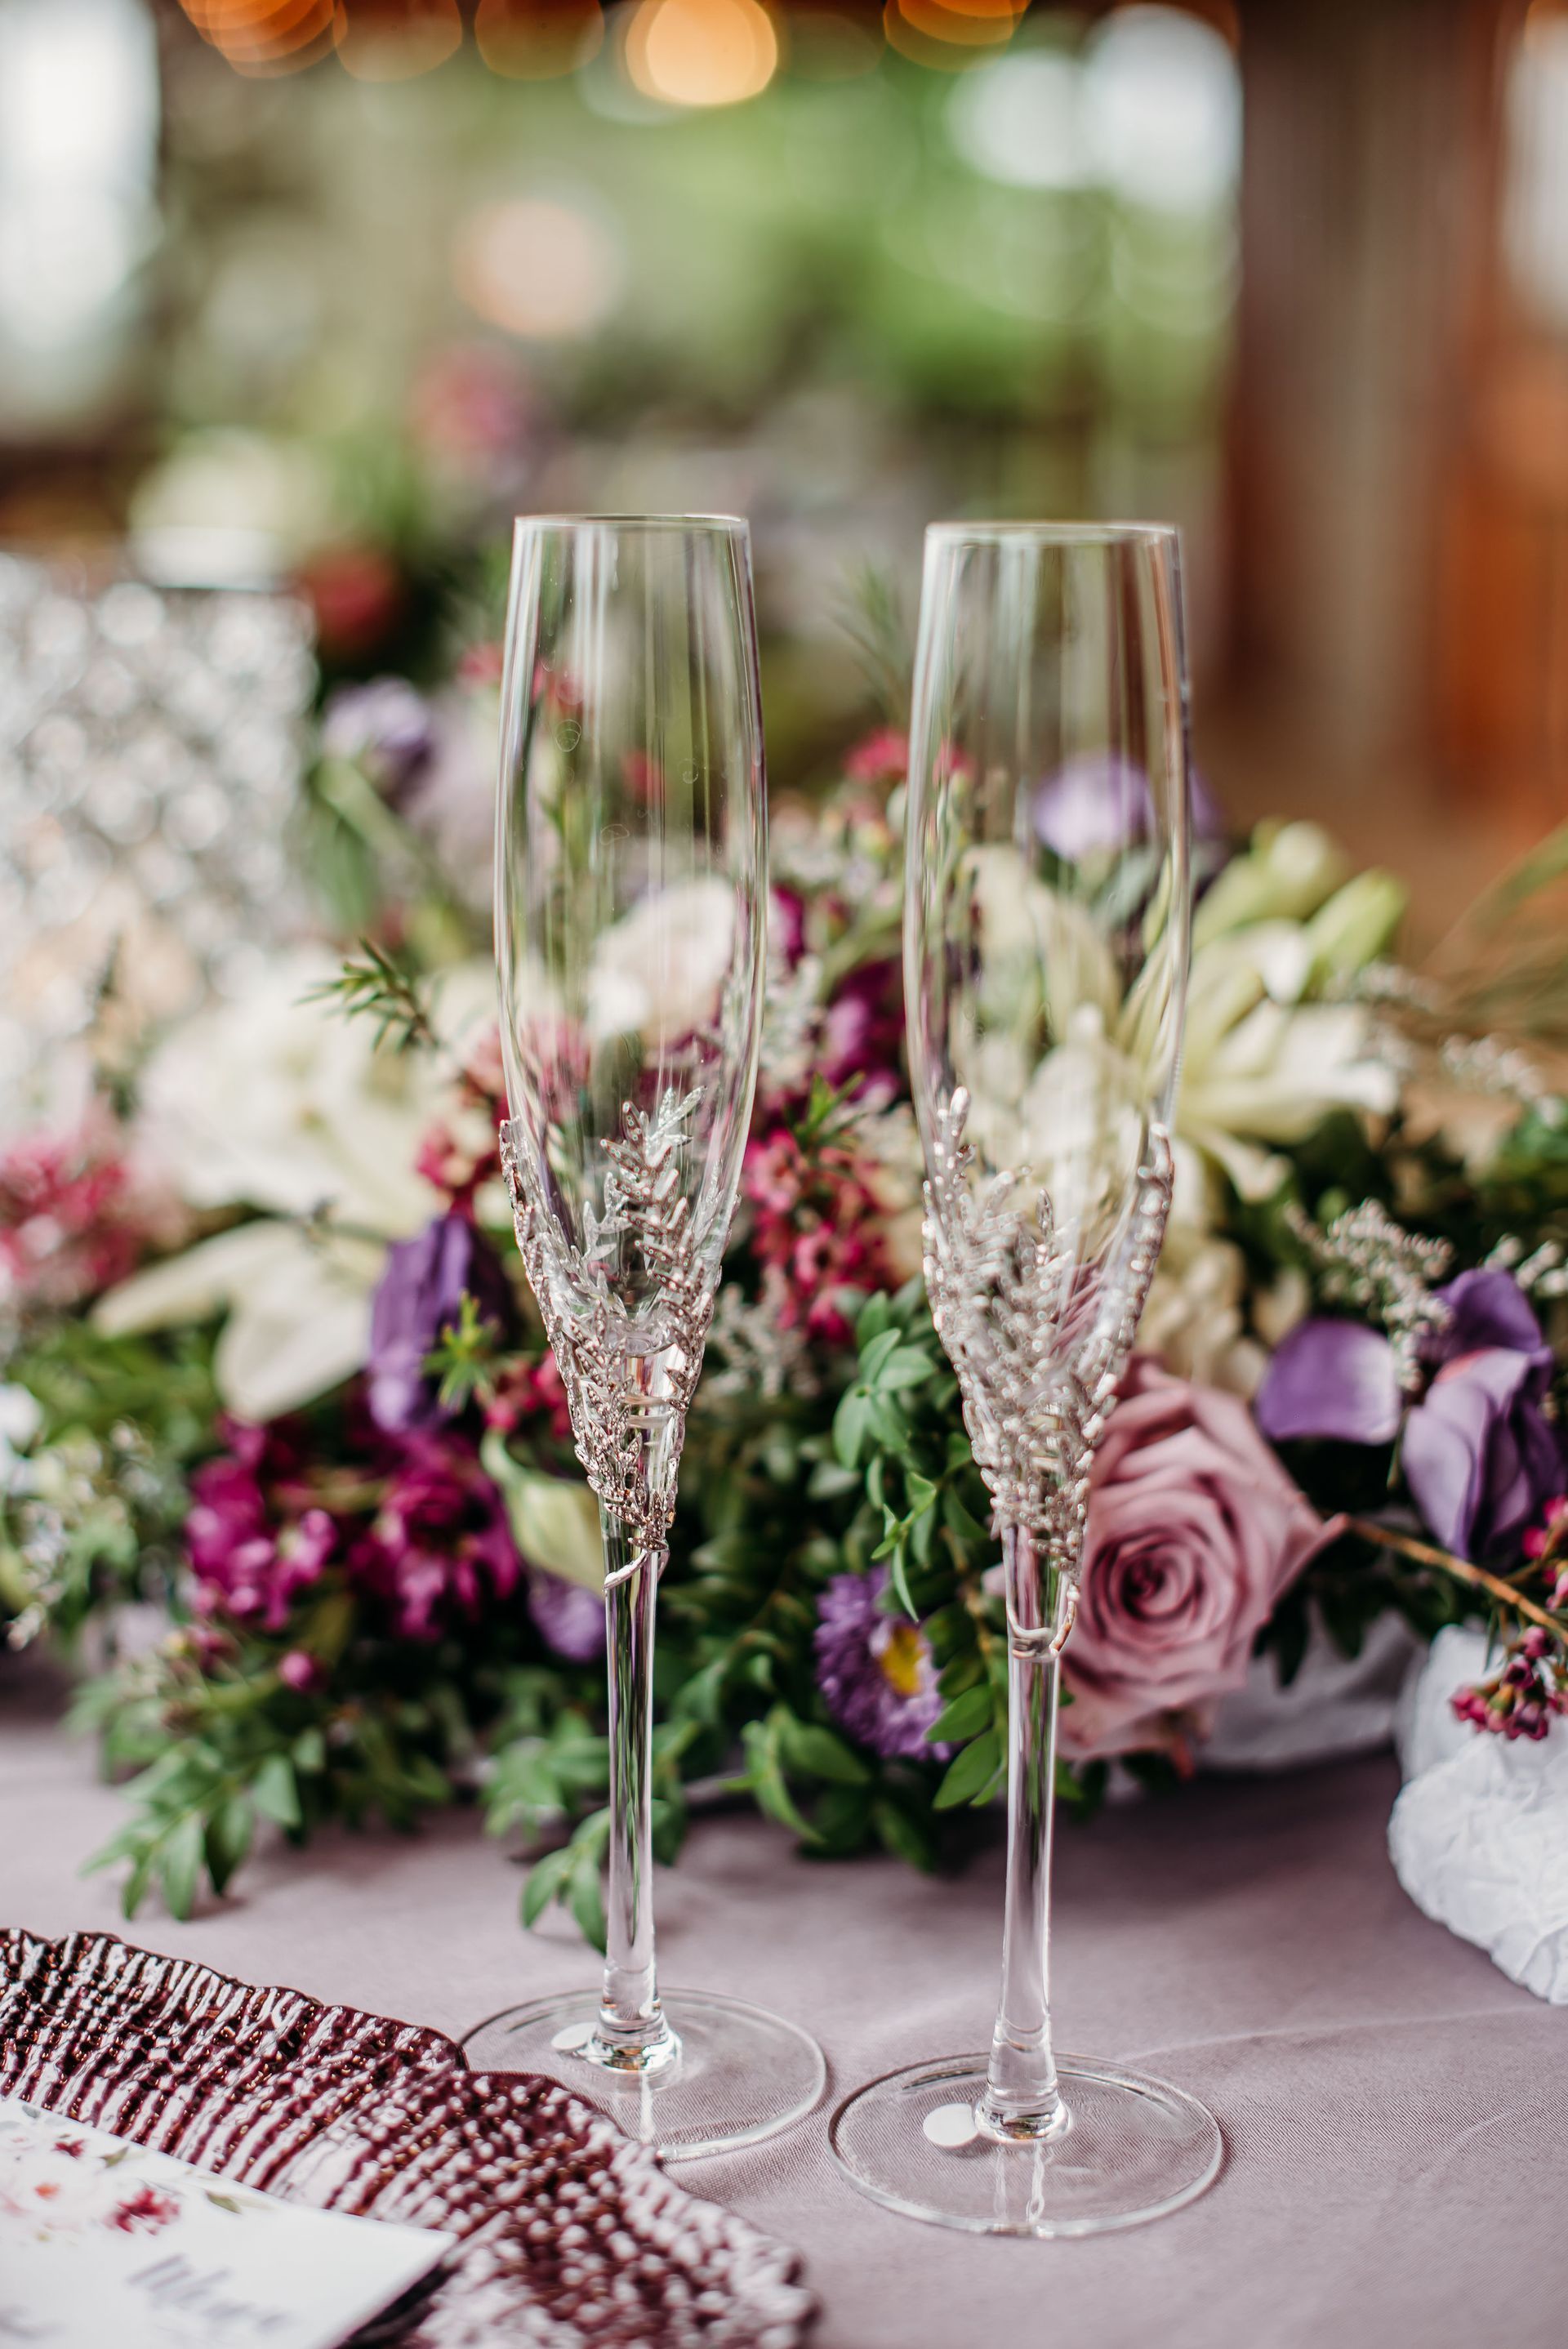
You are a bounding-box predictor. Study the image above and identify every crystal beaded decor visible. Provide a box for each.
[0,553,315,1106]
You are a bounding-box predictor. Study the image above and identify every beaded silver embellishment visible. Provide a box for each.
[500,1090,715,1555]
[922,1085,1174,1575]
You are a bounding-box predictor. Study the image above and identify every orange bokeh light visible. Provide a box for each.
[475,0,605,80]
[180,0,338,73]
[625,0,780,109]
[894,0,1019,47]
[883,0,1017,67]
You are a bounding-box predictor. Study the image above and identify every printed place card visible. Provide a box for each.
[0,2094,455,2348]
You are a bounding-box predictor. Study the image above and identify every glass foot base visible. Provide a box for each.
[830,2053,1222,2236]
[461,1987,826,2163]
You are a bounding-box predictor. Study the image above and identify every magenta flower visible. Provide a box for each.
[844,729,907,786]
[813,1567,951,1760]
[1256,1268,1562,1559]
[185,1431,336,1633]
[818,962,903,1095]
[351,1433,519,1640]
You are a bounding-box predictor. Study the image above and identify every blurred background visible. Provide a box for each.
[2,0,1566,1112]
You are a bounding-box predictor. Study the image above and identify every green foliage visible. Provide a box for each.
[301,938,439,1056]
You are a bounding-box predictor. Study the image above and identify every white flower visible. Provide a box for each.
[96,1220,383,1423]
[94,951,495,1419]
[129,947,447,1228]
[1141,1224,1267,1397]
[586,876,736,1046]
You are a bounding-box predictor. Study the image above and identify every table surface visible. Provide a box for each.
[5,1654,1563,2349]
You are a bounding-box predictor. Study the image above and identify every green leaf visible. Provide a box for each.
[520,1845,575,1929]
[929,1685,992,1744]
[777,1717,871,1785]
[859,1328,902,1382]
[885,1542,920,1625]
[933,1730,1002,1811]
[482,1433,604,1592]
[292,1727,327,1775]
[252,1754,301,1831]
[857,1292,893,1346]
[832,1388,871,1470]
[204,1797,254,1895]
[875,1346,936,1393]
[159,1812,205,1922]
[942,1487,989,1547]
[872,1798,938,1872]
[568,1852,608,1952]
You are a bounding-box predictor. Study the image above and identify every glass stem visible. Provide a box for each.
[978,1521,1074,2142]
[595,1505,679,2071]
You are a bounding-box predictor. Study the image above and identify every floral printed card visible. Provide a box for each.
[0,2095,454,2348]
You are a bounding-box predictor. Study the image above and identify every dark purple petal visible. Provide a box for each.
[1405,1348,1566,1558]
[1254,1320,1402,1446]
[1404,1379,1490,1556]
[368,1214,512,1434]
[1435,1269,1552,1393]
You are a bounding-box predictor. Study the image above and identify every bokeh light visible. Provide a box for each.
[180,1,339,76]
[625,0,779,111]
[475,0,605,80]
[452,196,626,340]
[884,2,1015,72]
[332,0,463,82]
[948,51,1089,189]
[1083,7,1241,214]
[896,0,1018,48]
[0,0,159,385]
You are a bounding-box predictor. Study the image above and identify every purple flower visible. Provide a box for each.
[368,1213,513,1435]
[813,1567,950,1761]
[350,1433,519,1640]
[320,676,439,800]
[1254,1319,1404,1446]
[1402,1271,1560,1558]
[1034,755,1225,862]
[1255,1268,1563,1560]
[528,1569,606,1662]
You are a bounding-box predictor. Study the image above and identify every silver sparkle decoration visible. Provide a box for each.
[499,1088,715,1562]
[1285,1196,1452,1390]
[0,553,314,1107]
[922,1085,1174,1574]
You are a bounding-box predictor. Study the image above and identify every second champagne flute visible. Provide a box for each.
[465,515,825,2158]
[831,520,1221,2234]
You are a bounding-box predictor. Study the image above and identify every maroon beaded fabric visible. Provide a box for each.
[0,1928,812,2349]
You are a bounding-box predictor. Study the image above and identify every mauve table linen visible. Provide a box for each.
[5,1653,1563,2349]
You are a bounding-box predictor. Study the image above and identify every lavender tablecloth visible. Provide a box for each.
[5,1651,1563,2349]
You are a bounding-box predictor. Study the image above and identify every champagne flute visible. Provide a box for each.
[829,522,1221,2234]
[466,515,825,2159]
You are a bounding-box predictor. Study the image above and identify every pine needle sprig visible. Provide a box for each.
[302,938,439,1057]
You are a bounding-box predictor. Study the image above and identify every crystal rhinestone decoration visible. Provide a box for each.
[0,554,315,1105]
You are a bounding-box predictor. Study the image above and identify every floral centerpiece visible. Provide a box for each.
[5,647,1568,1942]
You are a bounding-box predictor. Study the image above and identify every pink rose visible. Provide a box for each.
[1059,1358,1339,1761]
